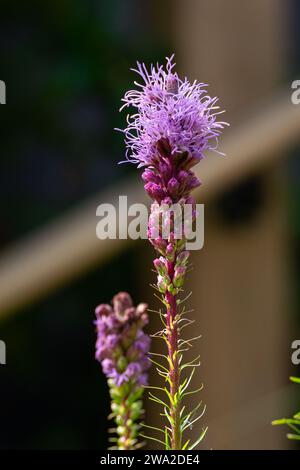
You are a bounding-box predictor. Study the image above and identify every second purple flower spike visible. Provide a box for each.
[95,292,151,450]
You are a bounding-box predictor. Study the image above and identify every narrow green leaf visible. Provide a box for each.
[287,433,300,440]
[165,427,170,450]
[182,385,204,398]
[290,376,300,384]
[148,392,170,409]
[149,358,169,372]
[179,368,195,396]
[188,427,208,450]
[182,439,190,450]
[140,434,165,446]
[182,405,206,432]
[141,423,165,435]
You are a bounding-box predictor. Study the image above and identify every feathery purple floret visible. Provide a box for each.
[95,292,150,387]
[119,55,226,167]
[118,55,227,206]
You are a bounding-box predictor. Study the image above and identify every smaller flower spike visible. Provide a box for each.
[95,292,151,450]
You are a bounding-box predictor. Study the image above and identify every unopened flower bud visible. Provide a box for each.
[176,250,190,266]
[130,401,143,421]
[166,243,175,261]
[117,426,127,436]
[117,356,127,372]
[112,292,132,316]
[157,275,168,293]
[173,266,186,288]
[95,304,112,318]
[118,404,126,416]
[116,415,123,425]
[142,169,160,184]
[144,182,165,202]
[168,284,179,295]
[167,177,180,198]
[111,402,119,413]
[153,257,167,276]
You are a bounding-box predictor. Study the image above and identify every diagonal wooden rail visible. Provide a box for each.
[0,91,300,320]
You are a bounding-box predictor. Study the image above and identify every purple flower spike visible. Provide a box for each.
[95,292,151,450]
[118,55,228,450]
[95,292,150,385]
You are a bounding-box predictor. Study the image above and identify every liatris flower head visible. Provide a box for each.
[95,292,150,386]
[118,54,228,205]
[95,292,151,450]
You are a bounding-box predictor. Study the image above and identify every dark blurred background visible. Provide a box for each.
[0,0,299,450]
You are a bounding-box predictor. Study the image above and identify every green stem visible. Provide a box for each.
[166,259,181,450]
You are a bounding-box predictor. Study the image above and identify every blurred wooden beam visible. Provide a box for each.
[0,90,299,320]
[194,91,300,201]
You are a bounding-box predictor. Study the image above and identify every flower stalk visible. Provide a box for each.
[151,227,192,449]
[165,272,181,449]
[119,55,227,449]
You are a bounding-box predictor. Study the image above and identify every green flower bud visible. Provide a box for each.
[153,257,168,276]
[157,275,168,293]
[173,266,186,288]
[168,284,179,295]
[117,356,128,372]
[176,250,190,267]
[111,402,119,413]
[130,400,143,421]
[117,426,127,436]
[116,415,123,425]
[118,404,127,416]
[126,387,144,406]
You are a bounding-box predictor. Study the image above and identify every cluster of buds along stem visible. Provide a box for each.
[153,250,190,296]
[95,292,151,450]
